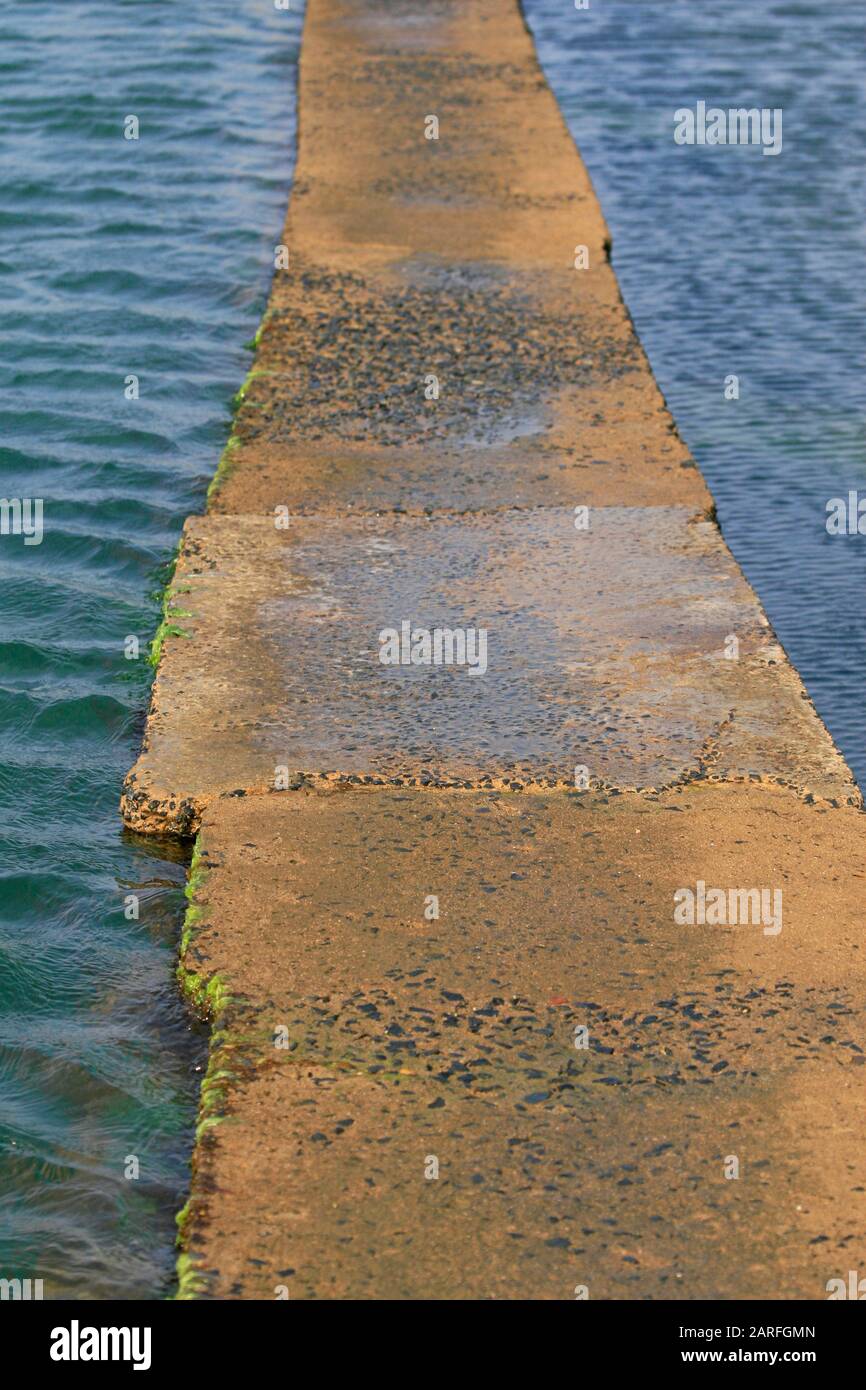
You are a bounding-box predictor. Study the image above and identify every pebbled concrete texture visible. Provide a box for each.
[208,0,709,517]
[183,786,866,1299]
[123,0,866,1299]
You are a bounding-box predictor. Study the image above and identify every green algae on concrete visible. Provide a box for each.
[147,540,193,668]
[172,836,245,1299]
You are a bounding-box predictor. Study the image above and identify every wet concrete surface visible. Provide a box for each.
[123,0,866,1298]
[122,509,854,835]
[183,786,866,1299]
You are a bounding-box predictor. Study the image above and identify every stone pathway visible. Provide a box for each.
[123,0,866,1299]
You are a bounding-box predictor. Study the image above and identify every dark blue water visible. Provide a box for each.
[0,0,301,1297]
[1,0,862,1301]
[526,0,866,789]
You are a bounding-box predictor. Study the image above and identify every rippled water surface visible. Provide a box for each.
[0,0,300,1297]
[526,0,866,787]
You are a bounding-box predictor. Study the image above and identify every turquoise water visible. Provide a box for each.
[0,1,300,1297]
[526,0,866,789]
[0,0,862,1301]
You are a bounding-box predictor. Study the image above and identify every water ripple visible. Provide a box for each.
[0,0,302,1298]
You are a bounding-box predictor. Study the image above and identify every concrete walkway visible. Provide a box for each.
[123,0,866,1299]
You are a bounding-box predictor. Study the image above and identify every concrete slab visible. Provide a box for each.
[182,784,866,1299]
[122,509,855,835]
[210,0,711,515]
